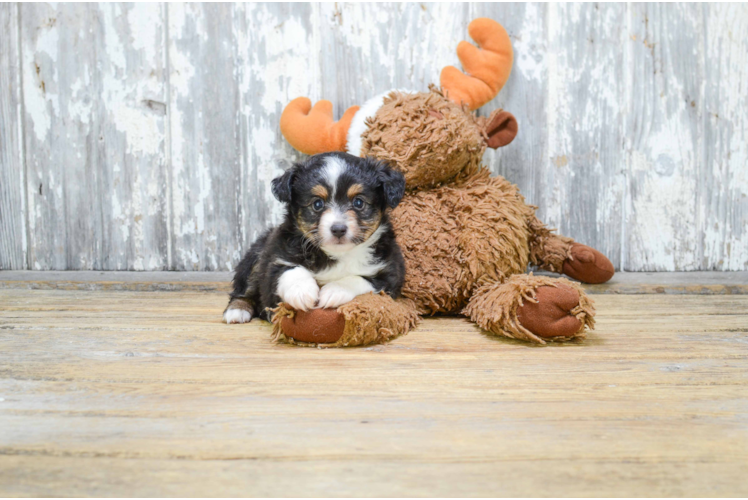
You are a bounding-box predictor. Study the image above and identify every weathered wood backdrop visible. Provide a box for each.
[1,3,746,271]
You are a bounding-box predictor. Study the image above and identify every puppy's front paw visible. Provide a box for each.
[224,308,252,324]
[317,282,357,309]
[277,266,320,311]
[282,282,319,311]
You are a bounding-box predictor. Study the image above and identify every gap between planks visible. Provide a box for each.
[1,270,748,294]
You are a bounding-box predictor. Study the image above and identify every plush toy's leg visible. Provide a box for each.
[270,292,420,348]
[463,274,595,344]
[527,216,615,284]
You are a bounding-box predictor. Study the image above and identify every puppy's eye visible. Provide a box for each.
[312,198,325,212]
[352,196,366,210]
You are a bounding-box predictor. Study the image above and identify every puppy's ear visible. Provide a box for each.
[271,164,299,203]
[374,160,406,208]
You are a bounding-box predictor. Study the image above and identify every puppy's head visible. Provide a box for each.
[271,152,405,254]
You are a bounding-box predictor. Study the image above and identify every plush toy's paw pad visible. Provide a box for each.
[280,308,346,344]
[562,243,615,284]
[223,308,252,324]
[516,285,583,339]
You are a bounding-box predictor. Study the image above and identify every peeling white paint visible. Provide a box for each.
[6,3,747,271]
[22,20,58,142]
[111,106,162,156]
[544,2,566,229]
[250,14,314,114]
[128,3,159,54]
[514,3,546,83]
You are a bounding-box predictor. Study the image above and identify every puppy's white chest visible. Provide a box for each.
[313,246,384,285]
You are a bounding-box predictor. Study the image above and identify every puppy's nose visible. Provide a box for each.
[330,224,347,238]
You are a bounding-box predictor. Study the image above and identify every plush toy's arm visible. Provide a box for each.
[280,98,360,155]
[527,215,615,284]
[440,18,514,110]
[272,292,420,347]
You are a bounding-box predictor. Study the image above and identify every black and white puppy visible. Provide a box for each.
[223,152,406,324]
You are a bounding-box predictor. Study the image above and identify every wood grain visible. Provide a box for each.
[19,4,169,270]
[1,3,747,271]
[544,3,627,269]
[167,4,242,271]
[702,4,748,270]
[625,4,704,271]
[0,4,25,270]
[167,4,316,271]
[1,288,747,496]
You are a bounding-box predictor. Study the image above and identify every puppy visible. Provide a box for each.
[223,152,406,324]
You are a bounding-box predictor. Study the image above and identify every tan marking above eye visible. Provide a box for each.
[311,185,328,199]
[347,184,364,198]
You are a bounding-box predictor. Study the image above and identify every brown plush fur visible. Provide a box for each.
[360,88,595,342]
[527,216,576,274]
[367,90,581,317]
[391,167,536,314]
[360,88,485,189]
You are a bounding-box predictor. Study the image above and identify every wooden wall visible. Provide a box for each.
[1,3,746,271]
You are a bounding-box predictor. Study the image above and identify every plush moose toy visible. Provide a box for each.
[272,18,615,346]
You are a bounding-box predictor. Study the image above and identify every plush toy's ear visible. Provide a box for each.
[271,164,300,203]
[375,162,406,208]
[484,110,518,149]
[280,98,360,155]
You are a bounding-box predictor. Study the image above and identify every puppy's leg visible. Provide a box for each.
[277,266,320,311]
[224,231,269,324]
[317,276,375,309]
[223,297,254,324]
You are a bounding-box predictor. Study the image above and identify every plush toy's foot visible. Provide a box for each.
[271,292,420,347]
[563,243,615,284]
[516,285,585,339]
[464,274,595,344]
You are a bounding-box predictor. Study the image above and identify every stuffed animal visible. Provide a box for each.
[272,18,615,346]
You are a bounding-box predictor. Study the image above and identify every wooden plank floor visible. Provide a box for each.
[1,287,747,496]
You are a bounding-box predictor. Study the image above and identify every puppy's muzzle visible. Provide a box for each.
[330,223,347,238]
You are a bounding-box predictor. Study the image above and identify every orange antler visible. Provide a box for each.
[280,98,360,155]
[440,18,514,110]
